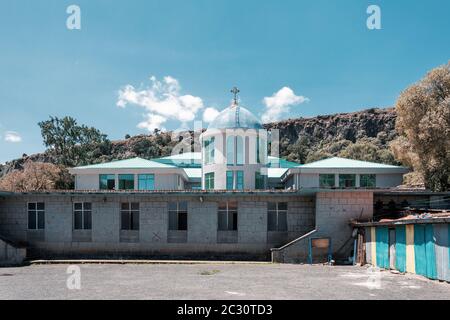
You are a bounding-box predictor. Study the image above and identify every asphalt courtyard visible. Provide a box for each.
[0,263,449,300]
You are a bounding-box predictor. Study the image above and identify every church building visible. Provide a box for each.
[2,89,436,264]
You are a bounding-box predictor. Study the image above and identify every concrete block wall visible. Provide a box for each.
[140,201,168,243]
[315,191,373,259]
[188,201,217,243]
[0,194,316,260]
[238,201,268,243]
[0,238,26,266]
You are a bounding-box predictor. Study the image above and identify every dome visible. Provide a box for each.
[208,105,263,130]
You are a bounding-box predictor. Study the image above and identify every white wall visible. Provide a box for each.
[75,173,183,191]
[296,172,404,189]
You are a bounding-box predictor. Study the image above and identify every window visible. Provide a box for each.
[73,202,92,230]
[236,171,244,190]
[28,203,45,230]
[268,202,288,232]
[205,172,215,190]
[236,136,244,165]
[256,136,260,164]
[118,174,135,190]
[138,174,155,190]
[226,171,234,190]
[169,202,188,231]
[218,202,238,231]
[360,174,376,188]
[339,174,356,188]
[319,174,335,188]
[227,136,235,165]
[121,203,139,230]
[256,136,266,164]
[204,137,215,165]
[255,172,265,190]
[99,174,115,190]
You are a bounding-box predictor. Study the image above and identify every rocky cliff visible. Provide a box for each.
[0,107,397,178]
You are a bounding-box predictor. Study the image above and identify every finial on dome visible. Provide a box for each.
[230,86,240,107]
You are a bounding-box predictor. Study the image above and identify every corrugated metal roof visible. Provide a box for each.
[73,157,176,169]
[301,157,406,169]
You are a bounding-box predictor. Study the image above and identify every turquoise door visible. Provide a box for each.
[395,226,406,273]
[376,227,389,269]
[414,224,437,279]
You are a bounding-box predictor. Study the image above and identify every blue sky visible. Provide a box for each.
[0,0,449,163]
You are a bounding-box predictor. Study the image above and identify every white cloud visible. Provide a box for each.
[4,131,22,143]
[117,76,205,131]
[203,107,220,123]
[261,87,309,123]
[137,114,167,132]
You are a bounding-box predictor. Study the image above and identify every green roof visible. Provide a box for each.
[268,156,301,168]
[153,152,201,168]
[74,157,176,169]
[302,157,405,169]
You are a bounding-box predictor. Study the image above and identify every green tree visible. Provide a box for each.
[286,136,310,163]
[391,62,450,191]
[38,116,111,167]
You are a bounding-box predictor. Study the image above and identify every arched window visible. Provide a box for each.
[236,136,244,166]
[227,136,235,165]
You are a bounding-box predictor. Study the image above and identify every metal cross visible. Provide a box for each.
[230,86,240,105]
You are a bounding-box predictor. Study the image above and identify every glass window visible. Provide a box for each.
[255,172,265,190]
[120,202,139,230]
[256,136,266,164]
[205,172,215,190]
[227,136,235,165]
[360,174,376,188]
[99,174,115,190]
[168,202,188,231]
[118,174,135,190]
[73,202,92,230]
[204,137,215,165]
[236,171,244,190]
[218,201,238,231]
[267,202,288,232]
[226,171,234,190]
[319,174,335,188]
[339,174,356,188]
[138,174,155,190]
[236,136,244,165]
[28,202,45,230]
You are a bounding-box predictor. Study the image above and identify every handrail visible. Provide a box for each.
[271,229,317,252]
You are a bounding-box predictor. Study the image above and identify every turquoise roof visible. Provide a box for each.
[208,105,263,130]
[268,156,301,168]
[153,152,201,168]
[74,157,176,169]
[302,157,405,169]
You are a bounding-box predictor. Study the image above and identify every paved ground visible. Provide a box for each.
[0,263,449,300]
